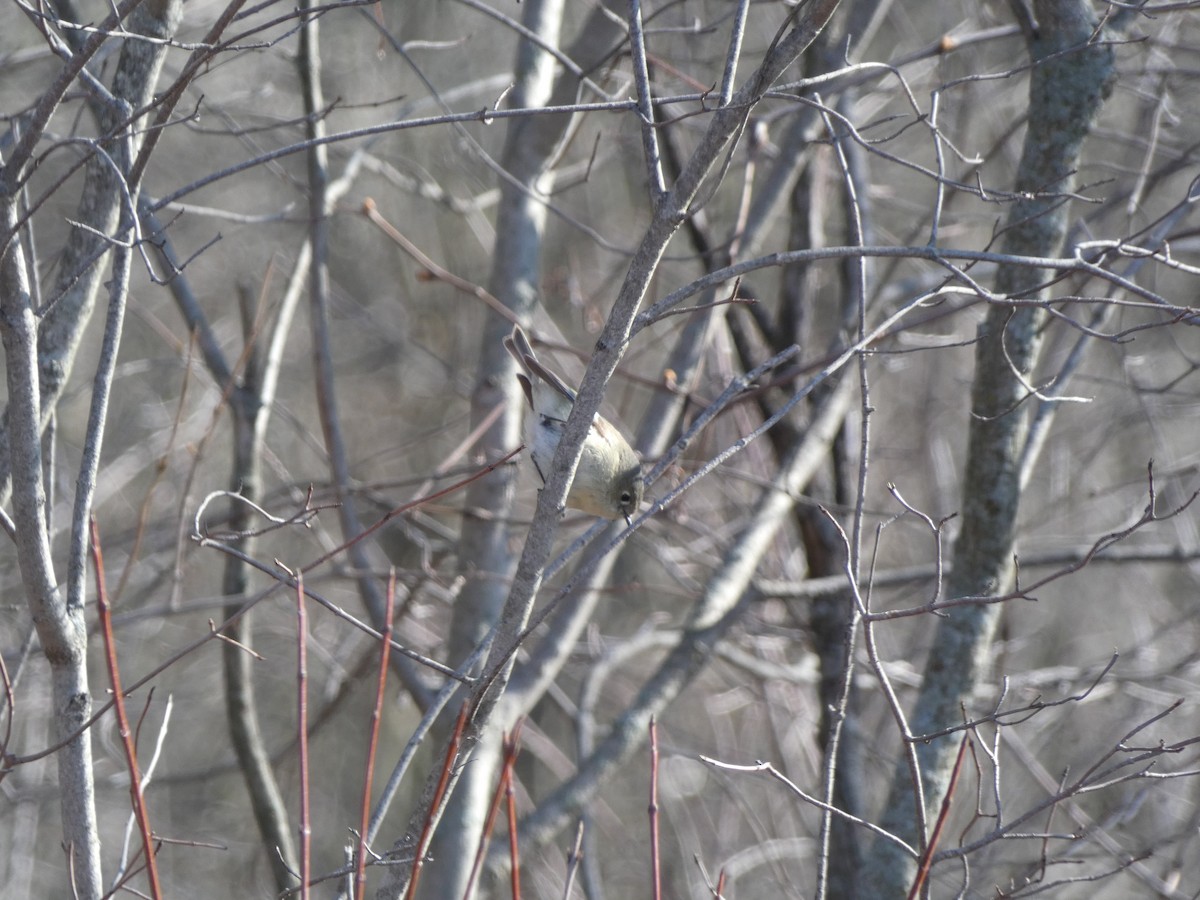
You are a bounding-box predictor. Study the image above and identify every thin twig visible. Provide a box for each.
[404,702,471,900]
[295,573,312,900]
[354,572,396,900]
[561,821,584,900]
[504,724,524,900]
[91,517,162,899]
[906,735,969,899]
[628,0,666,202]
[649,716,662,900]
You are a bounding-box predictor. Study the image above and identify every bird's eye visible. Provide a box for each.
[620,491,632,504]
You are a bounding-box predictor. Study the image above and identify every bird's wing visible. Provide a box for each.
[506,325,576,402]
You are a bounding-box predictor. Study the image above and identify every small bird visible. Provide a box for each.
[504,325,643,523]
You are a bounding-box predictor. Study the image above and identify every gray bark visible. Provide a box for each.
[862,2,1116,894]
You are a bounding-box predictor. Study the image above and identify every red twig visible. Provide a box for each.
[715,867,727,898]
[649,716,661,900]
[355,570,396,899]
[908,734,970,899]
[405,701,470,900]
[295,573,311,899]
[91,516,162,899]
[503,725,524,900]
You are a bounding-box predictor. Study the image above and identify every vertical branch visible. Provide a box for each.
[718,0,752,106]
[628,0,667,202]
[141,107,304,900]
[648,717,662,900]
[66,172,134,614]
[296,0,429,707]
[461,738,510,900]
[813,75,873,900]
[865,2,1116,894]
[218,281,298,891]
[0,195,103,897]
[0,7,179,889]
[295,574,312,900]
[504,762,520,900]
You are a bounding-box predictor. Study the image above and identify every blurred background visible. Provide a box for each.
[2,0,1200,897]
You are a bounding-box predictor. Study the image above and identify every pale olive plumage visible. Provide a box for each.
[504,325,643,523]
